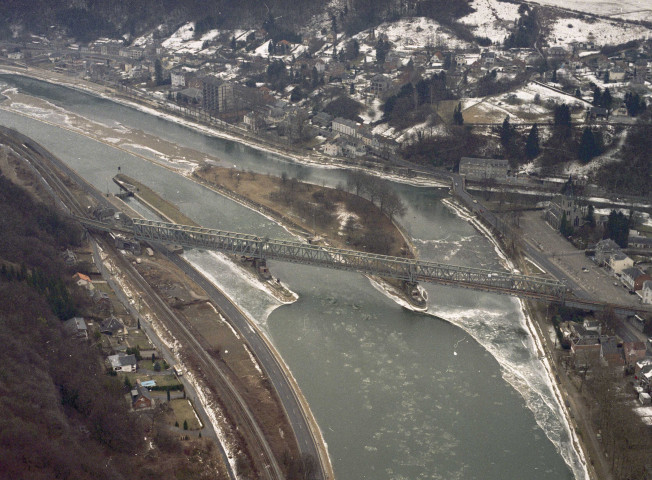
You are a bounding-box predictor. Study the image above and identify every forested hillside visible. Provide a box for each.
[0,0,472,42]
[0,173,223,480]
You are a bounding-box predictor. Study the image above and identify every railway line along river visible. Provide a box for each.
[0,73,587,480]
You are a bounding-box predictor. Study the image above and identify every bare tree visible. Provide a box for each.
[346,169,369,196]
[379,189,406,220]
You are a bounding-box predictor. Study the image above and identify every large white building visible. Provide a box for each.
[459,157,509,181]
[332,117,358,138]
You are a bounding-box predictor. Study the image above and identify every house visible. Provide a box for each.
[594,239,621,265]
[63,317,88,340]
[621,267,652,291]
[635,358,652,375]
[342,140,366,158]
[571,337,601,367]
[132,383,154,410]
[547,47,568,58]
[177,87,202,104]
[582,319,602,335]
[314,60,326,74]
[100,316,124,335]
[63,249,77,266]
[170,70,186,88]
[629,235,652,250]
[609,65,626,81]
[108,353,137,372]
[323,140,343,157]
[359,131,380,151]
[642,281,652,305]
[73,272,94,291]
[588,106,609,120]
[266,100,288,123]
[638,364,652,392]
[459,157,509,181]
[311,111,332,129]
[243,111,265,132]
[623,341,647,365]
[570,323,600,342]
[482,51,496,66]
[608,251,633,275]
[370,74,391,96]
[600,337,624,367]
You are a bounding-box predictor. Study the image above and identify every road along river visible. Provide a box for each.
[0,74,587,480]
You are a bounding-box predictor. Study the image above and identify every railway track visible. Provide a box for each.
[1,127,288,480]
[109,242,284,480]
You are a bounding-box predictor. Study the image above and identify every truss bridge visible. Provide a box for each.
[125,218,568,302]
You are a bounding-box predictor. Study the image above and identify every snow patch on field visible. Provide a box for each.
[547,16,651,47]
[460,0,521,43]
[528,0,652,21]
[162,23,221,55]
[371,17,471,52]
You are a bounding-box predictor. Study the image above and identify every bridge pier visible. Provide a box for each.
[403,281,427,308]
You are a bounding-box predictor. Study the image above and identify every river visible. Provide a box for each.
[0,74,585,480]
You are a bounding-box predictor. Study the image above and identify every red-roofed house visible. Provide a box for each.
[624,341,647,365]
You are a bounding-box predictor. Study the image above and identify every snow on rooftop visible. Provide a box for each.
[460,0,520,44]
[509,82,589,107]
[254,40,272,58]
[546,16,651,47]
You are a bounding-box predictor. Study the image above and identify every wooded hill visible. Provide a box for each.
[0,173,225,480]
[0,0,472,43]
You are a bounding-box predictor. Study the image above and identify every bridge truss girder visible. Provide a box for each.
[131,219,567,302]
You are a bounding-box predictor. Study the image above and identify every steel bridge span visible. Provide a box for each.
[124,218,568,302]
[76,216,652,315]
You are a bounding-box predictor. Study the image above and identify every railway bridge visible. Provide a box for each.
[76,216,652,317]
[79,216,567,301]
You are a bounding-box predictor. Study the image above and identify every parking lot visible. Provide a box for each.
[519,211,645,308]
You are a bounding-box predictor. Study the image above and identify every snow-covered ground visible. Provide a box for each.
[460,0,521,44]
[528,0,652,21]
[162,22,222,55]
[546,16,651,47]
[362,17,472,53]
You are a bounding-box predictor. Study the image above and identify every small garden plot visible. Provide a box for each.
[124,372,182,389]
[124,330,152,350]
[169,399,202,430]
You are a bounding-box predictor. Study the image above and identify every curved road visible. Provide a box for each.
[3,126,329,480]
[162,250,328,479]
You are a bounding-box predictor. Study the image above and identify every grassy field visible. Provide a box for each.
[169,399,202,430]
[125,330,153,351]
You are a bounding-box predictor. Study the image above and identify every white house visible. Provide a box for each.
[170,70,186,88]
[642,280,652,305]
[108,353,137,372]
[323,141,342,157]
[608,252,633,274]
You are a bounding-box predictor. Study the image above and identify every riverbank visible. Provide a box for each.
[442,196,594,480]
[0,64,452,190]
